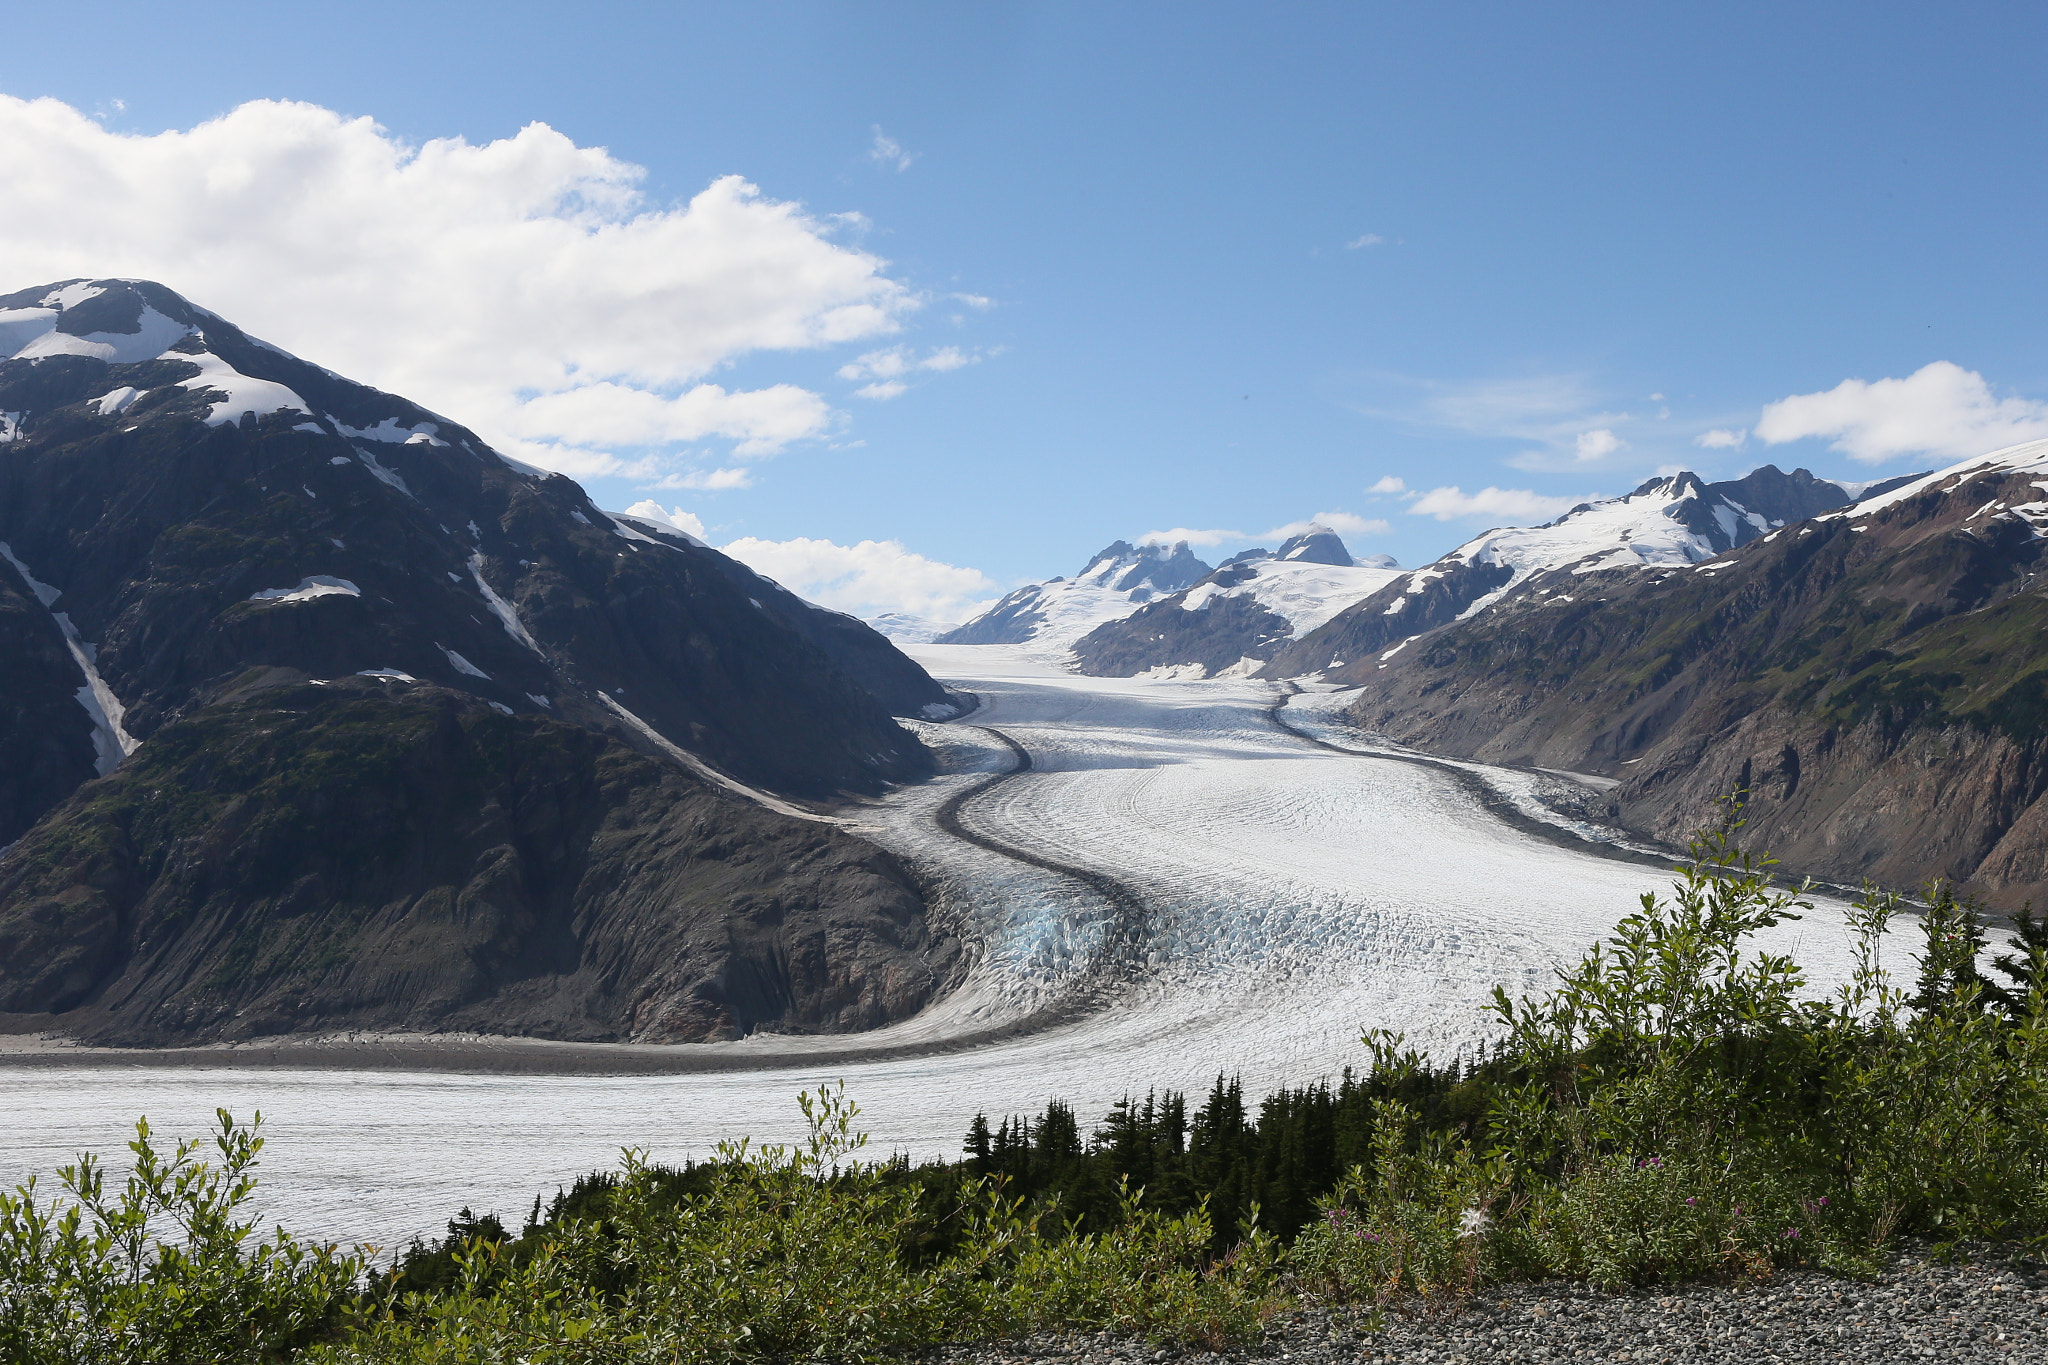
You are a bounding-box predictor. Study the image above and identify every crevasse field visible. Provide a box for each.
[0,646,1869,1252]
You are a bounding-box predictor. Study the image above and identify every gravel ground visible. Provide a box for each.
[914,1245,2045,1363]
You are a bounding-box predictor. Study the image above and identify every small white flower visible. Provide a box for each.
[1459,1206,1491,1237]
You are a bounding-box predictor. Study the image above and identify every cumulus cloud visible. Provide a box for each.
[511,382,832,456]
[868,127,916,172]
[1262,512,1392,539]
[1755,361,2048,463]
[1367,476,1408,495]
[1407,486,1582,523]
[719,536,997,621]
[1574,428,1624,461]
[0,95,920,480]
[1138,527,1247,547]
[621,500,707,540]
[1345,233,1386,249]
[854,381,908,402]
[1695,427,1747,449]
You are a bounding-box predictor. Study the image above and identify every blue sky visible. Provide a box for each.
[3,2,2045,620]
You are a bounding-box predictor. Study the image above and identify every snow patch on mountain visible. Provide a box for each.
[0,539,138,774]
[469,553,543,655]
[89,387,141,416]
[3,301,194,365]
[349,444,415,498]
[172,349,308,426]
[248,575,360,604]
[1192,558,1407,637]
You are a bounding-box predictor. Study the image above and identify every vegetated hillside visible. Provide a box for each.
[0,278,960,1044]
[0,681,951,1045]
[1260,466,1915,680]
[1071,527,1402,678]
[936,538,1212,648]
[1331,443,2048,906]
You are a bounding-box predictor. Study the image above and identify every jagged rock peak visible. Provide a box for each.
[1077,539,1213,594]
[1275,527,1355,565]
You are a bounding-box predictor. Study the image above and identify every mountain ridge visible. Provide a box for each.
[936,538,1214,648]
[0,278,961,1045]
[1259,465,1922,681]
[1329,443,2048,906]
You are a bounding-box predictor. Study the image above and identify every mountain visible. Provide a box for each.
[1071,528,1405,678]
[936,538,1213,649]
[1260,466,1921,679]
[0,278,961,1044]
[1326,445,2048,906]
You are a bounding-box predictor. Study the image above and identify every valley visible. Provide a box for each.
[0,644,1874,1251]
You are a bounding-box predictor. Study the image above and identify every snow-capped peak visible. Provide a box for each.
[0,279,310,427]
[937,537,1216,649]
[1821,437,2048,523]
[1074,539,1212,594]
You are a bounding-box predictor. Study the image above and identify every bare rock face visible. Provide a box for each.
[0,682,957,1045]
[1337,454,2048,907]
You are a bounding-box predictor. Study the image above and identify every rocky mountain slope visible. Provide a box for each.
[1262,466,1916,680]
[1327,445,2048,906]
[1071,527,1403,677]
[0,278,960,1044]
[937,539,1212,649]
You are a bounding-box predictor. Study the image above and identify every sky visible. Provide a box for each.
[2,2,2045,623]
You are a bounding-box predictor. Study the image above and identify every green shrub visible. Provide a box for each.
[317,1086,1280,1363]
[1292,810,2048,1309]
[0,1110,364,1364]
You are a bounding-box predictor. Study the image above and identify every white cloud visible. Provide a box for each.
[839,345,980,381]
[659,467,754,491]
[1367,475,1408,495]
[919,346,975,373]
[1345,233,1385,249]
[1138,527,1247,547]
[1573,428,1625,461]
[950,292,994,310]
[621,500,707,540]
[868,127,916,173]
[1407,486,1583,523]
[1754,361,2048,463]
[1262,512,1392,539]
[0,95,920,480]
[1356,372,1640,472]
[510,381,831,456]
[1695,427,1747,449]
[719,536,996,621]
[838,345,982,402]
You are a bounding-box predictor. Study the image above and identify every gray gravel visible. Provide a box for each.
[913,1245,2045,1363]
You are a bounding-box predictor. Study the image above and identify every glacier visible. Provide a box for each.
[0,645,1875,1252]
